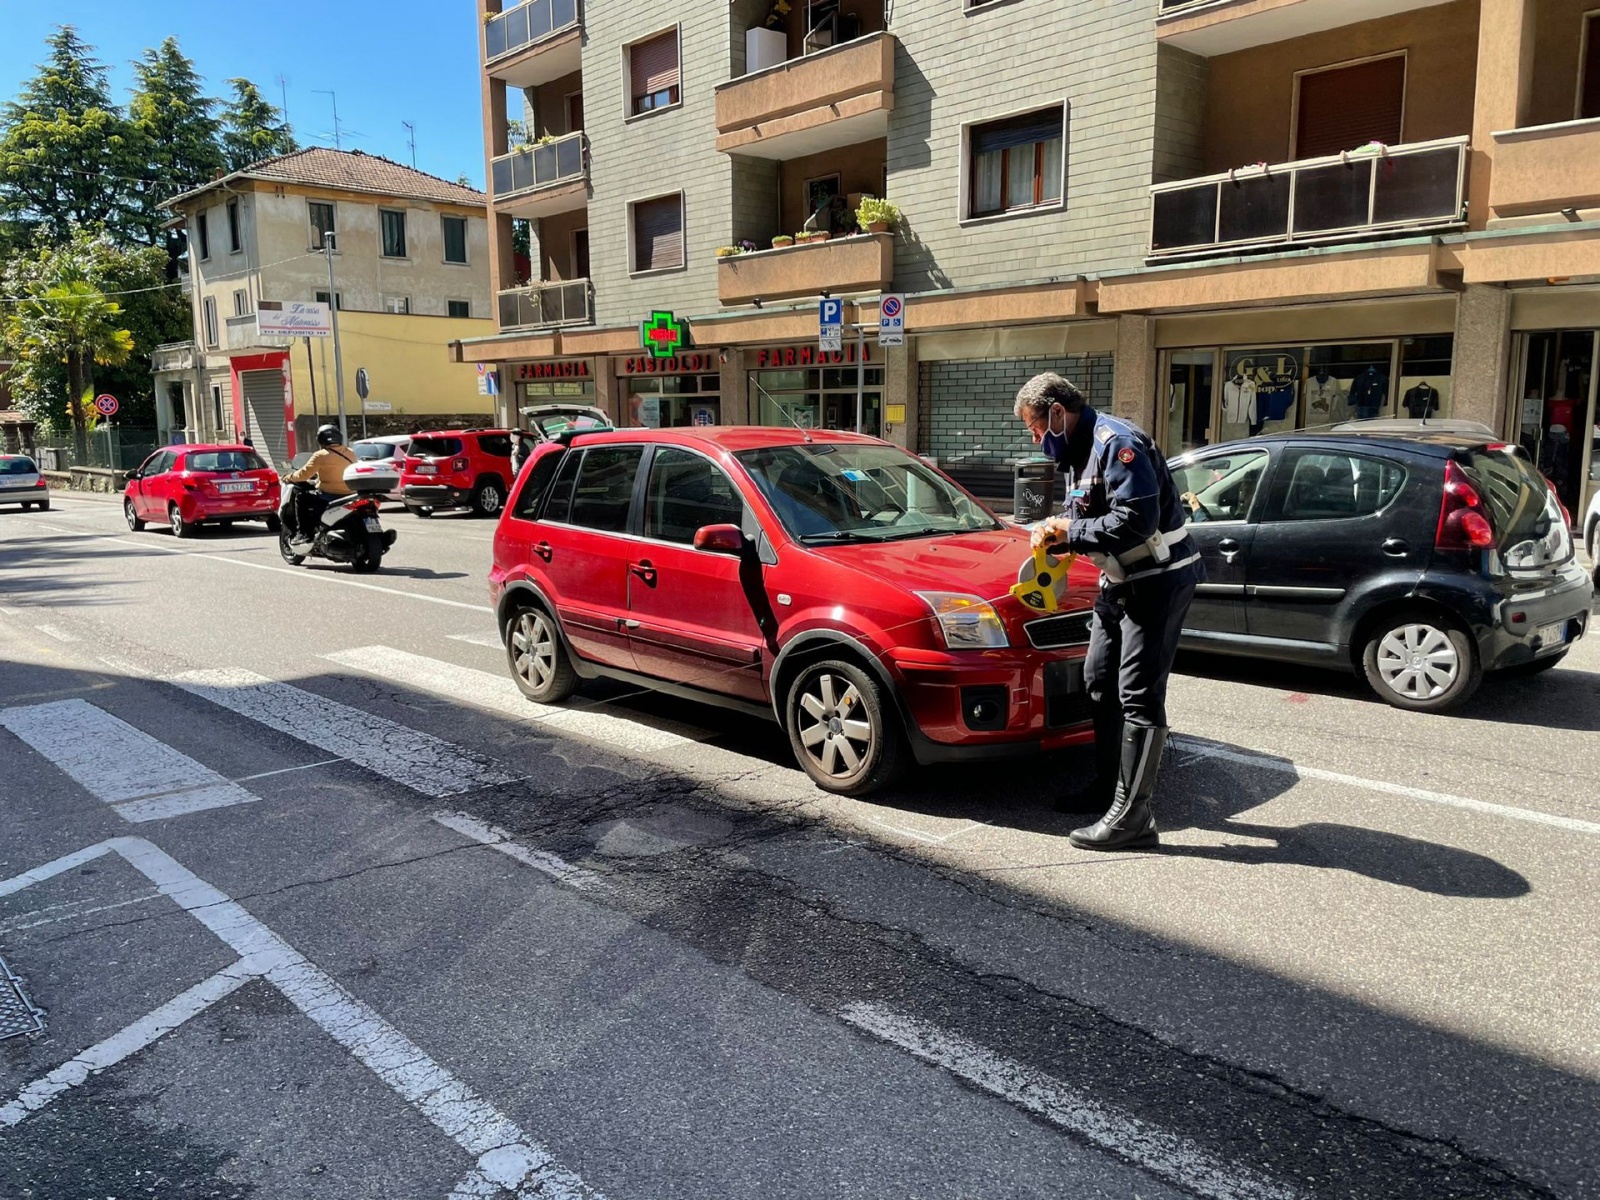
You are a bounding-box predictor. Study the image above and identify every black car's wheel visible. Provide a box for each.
[278,530,305,566]
[471,479,503,518]
[124,499,145,531]
[1361,611,1481,712]
[169,504,193,538]
[506,607,577,703]
[784,658,905,796]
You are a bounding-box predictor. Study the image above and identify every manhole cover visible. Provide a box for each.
[0,956,45,1040]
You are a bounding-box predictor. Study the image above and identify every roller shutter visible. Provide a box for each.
[1295,56,1405,159]
[240,369,288,468]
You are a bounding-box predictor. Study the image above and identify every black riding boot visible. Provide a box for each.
[1054,707,1122,813]
[1068,726,1166,851]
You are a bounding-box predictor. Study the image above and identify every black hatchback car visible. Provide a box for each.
[1168,421,1593,712]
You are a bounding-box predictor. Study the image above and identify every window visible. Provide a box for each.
[381,209,408,258]
[628,30,681,115]
[644,448,745,543]
[383,295,411,314]
[441,215,468,264]
[543,447,583,522]
[226,199,241,253]
[512,448,567,519]
[1175,450,1270,524]
[309,201,336,250]
[447,299,471,318]
[572,229,590,278]
[566,91,584,132]
[202,296,219,348]
[968,105,1065,218]
[631,194,684,273]
[196,212,211,260]
[1294,55,1405,159]
[477,432,513,457]
[232,289,250,317]
[1584,14,1600,120]
[315,290,344,310]
[568,445,644,532]
[1267,450,1407,522]
[211,385,225,432]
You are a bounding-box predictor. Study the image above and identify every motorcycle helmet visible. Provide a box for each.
[316,424,343,447]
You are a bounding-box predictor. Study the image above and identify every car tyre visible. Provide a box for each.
[1361,611,1481,713]
[784,658,906,796]
[169,504,193,538]
[278,530,305,566]
[37,499,49,511]
[506,607,578,704]
[124,499,145,531]
[471,479,503,518]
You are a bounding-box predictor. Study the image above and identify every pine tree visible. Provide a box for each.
[128,37,224,250]
[219,78,297,171]
[0,26,137,244]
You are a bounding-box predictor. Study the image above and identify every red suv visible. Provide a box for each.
[401,429,514,518]
[124,444,281,537]
[489,427,1098,795]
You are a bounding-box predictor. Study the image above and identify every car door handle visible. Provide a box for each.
[629,560,657,587]
[532,540,552,562]
[1218,537,1242,563]
[1381,537,1410,557]
[618,618,642,629]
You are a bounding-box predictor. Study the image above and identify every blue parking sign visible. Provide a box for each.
[819,298,843,352]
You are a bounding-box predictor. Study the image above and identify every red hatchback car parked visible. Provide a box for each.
[490,427,1099,795]
[124,444,281,537]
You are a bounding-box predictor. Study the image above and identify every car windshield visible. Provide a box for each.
[410,436,462,457]
[187,451,267,472]
[735,442,1000,544]
[354,442,401,461]
[528,410,610,439]
[1460,447,1573,571]
[0,457,37,475]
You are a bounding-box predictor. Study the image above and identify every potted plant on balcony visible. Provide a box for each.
[810,228,831,243]
[856,197,900,234]
[715,245,743,258]
[772,234,794,248]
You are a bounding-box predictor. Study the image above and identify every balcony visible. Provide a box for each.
[1156,0,1455,56]
[1488,119,1600,223]
[1149,136,1467,260]
[152,341,196,373]
[498,280,592,331]
[490,134,588,219]
[715,32,895,159]
[717,233,893,306]
[483,0,582,89]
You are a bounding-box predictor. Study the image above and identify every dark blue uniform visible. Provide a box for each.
[1050,407,1202,752]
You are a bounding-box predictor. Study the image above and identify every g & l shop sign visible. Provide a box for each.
[621,352,718,375]
[754,343,874,369]
[516,360,590,380]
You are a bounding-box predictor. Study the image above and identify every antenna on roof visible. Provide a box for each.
[313,89,342,150]
[750,375,812,444]
[277,73,289,122]
[402,121,416,168]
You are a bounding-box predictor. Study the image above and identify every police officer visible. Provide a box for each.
[1014,373,1202,851]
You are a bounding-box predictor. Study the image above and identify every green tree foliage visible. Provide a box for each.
[0,27,135,244]
[128,38,224,252]
[219,78,297,171]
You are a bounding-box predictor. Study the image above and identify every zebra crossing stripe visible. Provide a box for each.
[171,668,518,799]
[0,698,257,822]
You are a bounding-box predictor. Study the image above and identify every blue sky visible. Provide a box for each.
[0,0,489,189]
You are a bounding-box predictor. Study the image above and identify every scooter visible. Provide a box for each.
[278,482,396,573]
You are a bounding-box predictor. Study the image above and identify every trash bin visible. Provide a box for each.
[1012,457,1058,523]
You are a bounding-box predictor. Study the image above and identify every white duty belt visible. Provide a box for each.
[1087,527,1194,585]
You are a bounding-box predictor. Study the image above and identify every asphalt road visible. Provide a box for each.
[2,491,1597,1200]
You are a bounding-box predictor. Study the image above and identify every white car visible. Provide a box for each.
[345,435,411,503]
[0,454,49,511]
[1584,485,1600,586]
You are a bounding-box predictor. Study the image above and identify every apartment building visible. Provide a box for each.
[157,148,497,466]
[460,0,1600,519]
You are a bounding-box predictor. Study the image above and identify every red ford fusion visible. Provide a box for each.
[489,426,1099,795]
[124,444,281,537]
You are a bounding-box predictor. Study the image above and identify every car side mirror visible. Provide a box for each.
[692,524,746,555]
[127,471,142,481]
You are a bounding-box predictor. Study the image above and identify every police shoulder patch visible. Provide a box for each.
[1117,446,1136,464]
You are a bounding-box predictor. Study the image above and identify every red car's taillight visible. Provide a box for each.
[34,478,47,488]
[451,456,469,472]
[1436,460,1495,550]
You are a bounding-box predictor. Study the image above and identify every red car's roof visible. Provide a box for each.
[566,426,889,452]
[174,443,261,454]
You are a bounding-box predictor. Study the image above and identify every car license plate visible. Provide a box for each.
[364,518,382,533]
[1534,621,1568,647]
[417,464,437,475]
[216,481,252,493]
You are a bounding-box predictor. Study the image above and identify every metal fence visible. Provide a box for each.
[497,280,593,331]
[484,0,580,61]
[490,134,587,199]
[32,427,163,472]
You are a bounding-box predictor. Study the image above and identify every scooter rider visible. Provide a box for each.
[283,424,356,544]
[1014,373,1202,851]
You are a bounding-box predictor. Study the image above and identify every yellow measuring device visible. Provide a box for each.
[1010,545,1078,613]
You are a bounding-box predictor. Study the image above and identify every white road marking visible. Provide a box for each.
[839,1001,1301,1200]
[32,624,78,643]
[0,838,605,1199]
[172,668,517,797]
[324,645,709,755]
[233,757,346,783]
[1168,735,1600,838]
[449,631,505,648]
[433,811,606,892]
[0,698,257,822]
[867,816,987,846]
[0,892,161,935]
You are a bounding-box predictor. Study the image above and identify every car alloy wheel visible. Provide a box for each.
[124,499,144,531]
[169,504,191,538]
[473,482,502,517]
[1374,622,1460,701]
[507,608,576,703]
[784,658,904,795]
[796,671,875,778]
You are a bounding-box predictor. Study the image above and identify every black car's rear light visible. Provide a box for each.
[1436,460,1495,551]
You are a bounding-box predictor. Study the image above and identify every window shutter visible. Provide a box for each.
[1295,56,1405,159]
[633,195,683,272]
[973,107,1063,156]
[631,32,679,100]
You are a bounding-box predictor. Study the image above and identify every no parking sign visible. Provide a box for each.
[878,294,904,347]
[94,394,119,417]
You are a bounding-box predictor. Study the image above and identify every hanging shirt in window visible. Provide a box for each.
[1402,382,1440,418]
[1222,376,1258,425]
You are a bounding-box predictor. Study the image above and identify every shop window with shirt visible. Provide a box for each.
[1398,336,1453,422]
[1516,329,1596,518]
[967,105,1065,219]
[629,30,681,116]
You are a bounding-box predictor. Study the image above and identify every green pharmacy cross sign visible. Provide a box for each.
[640,310,690,359]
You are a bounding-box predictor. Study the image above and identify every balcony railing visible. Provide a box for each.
[498,280,592,331]
[1149,136,1468,259]
[490,133,586,201]
[152,341,196,372]
[225,314,262,351]
[484,0,579,61]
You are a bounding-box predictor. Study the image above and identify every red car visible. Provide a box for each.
[400,428,514,518]
[124,444,281,537]
[489,427,1098,795]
